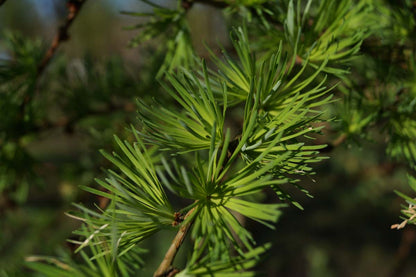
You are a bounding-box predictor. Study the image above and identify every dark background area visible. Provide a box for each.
[1,1,416,276]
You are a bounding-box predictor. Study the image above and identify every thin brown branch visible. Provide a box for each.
[389,227,416,277]
[321,133,348,152]
[331,133,347,148]
[37,0,87,76]
[154,207,196,277]
[19,0,88,124]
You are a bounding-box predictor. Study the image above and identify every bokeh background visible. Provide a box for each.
[1,1,416,276]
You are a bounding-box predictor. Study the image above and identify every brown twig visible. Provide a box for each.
[154,207,196,277]
[37,0,87,76]
[321,133,348,152]
[389,227,416,277]
[19,0,88,123]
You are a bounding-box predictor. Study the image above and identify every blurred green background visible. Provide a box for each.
[1,1,416,276]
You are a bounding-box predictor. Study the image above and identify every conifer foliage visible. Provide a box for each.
[4,0,414,276]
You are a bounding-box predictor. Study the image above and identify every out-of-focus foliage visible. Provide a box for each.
[1,0,416,276]
[0,32,44,203]
[0,7,167,272]
[124,1,195,77]
[0,32,142,205]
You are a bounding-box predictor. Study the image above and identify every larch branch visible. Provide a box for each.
[154,207,196,277]
[19,0,88,121]
[37,0,88,76]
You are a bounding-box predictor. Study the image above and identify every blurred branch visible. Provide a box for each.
[321,133,348,152]
[19,0,88,124]
[0,0,7,6]
[37,0,88,76]
[390,227,416,277]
